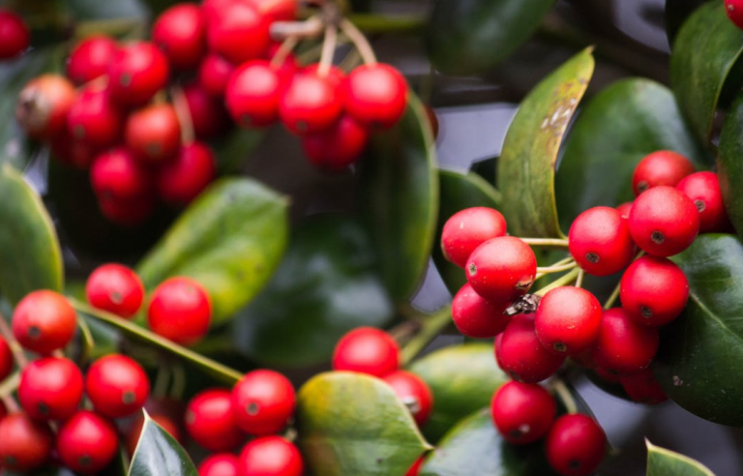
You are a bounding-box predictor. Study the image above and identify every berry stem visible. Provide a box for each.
[400,306,452,365]
[171,86,195,146]
[270,16,323,40]
[318,23,338,77]
[170,362,186,400]
[1,393,20,414]
[536,260,577,275]
[0,313,28,369]
[74,17,142,39]
[520,238,570,247]
[535,268,580,297]
[0,371,19,399]
[270,35,300,69]
[603,281,621,310]
[575,269,585,289]
[153,364,171,399]
[76,315,95,366]
[346,14,425,34]
[338,44,361,72]
[550,379,578,414]
[340,18,377,65]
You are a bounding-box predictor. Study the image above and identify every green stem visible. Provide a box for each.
[347,13,425,34]
[74,17,143,39]
[535,268,580,296]
[603,281,621,310]
[521,238,570,247]
[400,306,452,366]
[551,379,578,414]
[575,269,585,289]
[536,260,577,275]
[76,315,95,365]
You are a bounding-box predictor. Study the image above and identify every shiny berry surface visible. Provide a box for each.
[620,255,689,328]
[279,70,343,134]
[198,453,240,476]
[238,436,304,476]
[148,277,212,345]
[344,63,408,129]
[535,286,602,356]
[301,114,368,172]
[67,84,123,148]
[545,414,606,476]
[591,308,659,376]
[108,41,170,107]
[186,388,245,451]
[207,2,270,64]
[490,381,556,445]
[124,103,182,163]
[90,148,153,202]
[441,207,507,269]
[0,9,29,59]
[157,142,216,205]
[619,368,668,404]
[66,35,117,85]
[0,413,53,472]
[18,357,84,421]
[226,60,282,127]
[727,0,743,29]
[332,327,400,377]
[568,206,635,276]
[632,150,694,196]
[86,263,145,318]
[382,370,434,426]
[152,3,206,70]
[232,369,295,436]
[451,283,510,338]
[466,236,537,302]
[676,171,732,233]
[0,336,11,382]
[198,53,235,97]
[57,411,119,474]
[496,313,565,383]
[12,290,77,354]
[86,354,150,418]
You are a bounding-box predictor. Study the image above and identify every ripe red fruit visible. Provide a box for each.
[186,389,244,451]
[496,313,565,383]
[616,202,633,220]
[383,370,434,426]
[0,336,11,381]
[676,171,732,233]
[66,35,117,85]
[231,370,295,436]
[148,277,212,345]
[632,150,694,196]
[152,3,206,70]
[726,0,743,29]
[620,256,689,327]
[405,457,425,476]
[280,70,343,134]
[18,357,83,421]
[441,207,508,269]
[466,236,536,302]
[568,206,635,276]
[301,114,369,172]
[628,185,700,257]
[183,81,230,139]
[226,60,283,127]
[207,2,270,64]
[199,453,240,476]
[108,41,170,107]
[0,414,53,472]
[451,283,510,338]
[12,290,76,354]
[0,9,29,59]
[490,381,556,444]
[67,84,123,148]
[86,354,150,418]
[16,74,76,140]
[98,195,155,227]
[345,63,408,129]
[157,142,216,205]
[238,436,304,476]
[124,103,182,163]
[264,44,299,83]
[535,286,602,355]
[620,368,668,404]
[90,148,153,202]
[332,327,400,377]
[56,411,119,474]
[198,53,235,97]
[591,308,659,376]
[248,0,297,22]
[546,414,606,476]
[86,263,145,318]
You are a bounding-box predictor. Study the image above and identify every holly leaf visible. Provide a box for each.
[128,410,198,476]
[498,48,594,238]
[646,440,716,476]
[297,372,431,476]
[718,92,743,237]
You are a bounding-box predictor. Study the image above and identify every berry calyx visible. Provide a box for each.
[301,114,369,172]
[147,277,212,346]
[441,207,507,269]
[496,313,565,383]
[86,263,145,318]
[124,103,182,164]
[490,381,556,445]
[620,256,689,327]
[231,369,296,435]
[207,2,270,64]
[16,74,76,140]
[226,59,283,127]
[198,453,240,476]
[332,327,400,377]
[382,370,434,426]
[0,9,29,59]
[18,357,84,421]
[0,413,53,472]
[90,148,154,202]
[108,41,170,107]
[591,308,659,376]
[66,35,117,85]
[152,3,206,70]
[186,388,245,451]
[85,354,150,418]
[344,63,408,129]
[568,206,635,276]
[465,236,537,302]
[157,142,216,206]
[56,411,119,474]
[545,414,606,476]
[279,69,343,134]
[535,286,602,355]
[238,436,304,476]
[676,171,732,233]
[66,84,123,149]
[12,290,77,354]
[632,150,694,196]
[451,283,510,338]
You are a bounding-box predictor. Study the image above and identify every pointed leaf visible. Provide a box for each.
[128,411,198,476]
[646,440,716,476]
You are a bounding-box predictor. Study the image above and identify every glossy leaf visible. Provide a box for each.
[234,214,393,367]
[409,343,508,443]
[556,78,707,229]
[297,372,431,476]
[665,0,711,46]
[646,440,716,476]
[359,94,438,302]
[0,164,63,304]
[129,411,198,476]
[426,0,556,75]
[137,178,289,325]
[718,92,743,237]
[498,48,594,238]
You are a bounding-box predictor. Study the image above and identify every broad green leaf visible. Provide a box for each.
[433,170,501,295]
[654,234,743,426]
[498,48,594,238]
[665,0,711,47]
[670,1,743,143]
[409,343,508,443]
[359,94,438,302]
[425,0,556,75]
[137,178,289,325]
[297,372,431,476]
[129,411,198,476]
[646,440,716,476]
[718,92,743,237]
[234,214,393,367]
[556,78,707,229]
[0,164,63,304]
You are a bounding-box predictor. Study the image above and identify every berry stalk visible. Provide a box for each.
[400,306,452,365]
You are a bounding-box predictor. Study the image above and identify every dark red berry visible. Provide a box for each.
[124,103,182,164]
[108,41,170,107]
[86,263,145,318]
[619,368,668,404]
[226,59,282,127]
[50,132,100,169]
[490,381,556,445]
[16,74,76,140]
[67,84,123,149]
[186,388,244,451]
[345,63,407,129]
[90,148,154,202]
[86,354,150,418]
[632,150,694,196]
[0,9,29,59]
[147,277,212,346]
[546,414,606,476]
[496,313,565,383]
[18,357,83,421]
[591,308,659,376]
[451,283,510,338]
[98,195,155,227]
[264,44,299,83]
[676,171,732,233]
[726,0,743,28]
[0,413,53,472]
[199,453,240,476]
[535,286,602,355]
[56,411,119,474]
[0,336,12,382]
[152,3,206,70]
[207,2,270,64]
[466,236,536,302]
[66,35,117,85]
[198,53,235,97]
[383,370,434,426]
[157,142,215,206]
[279,69,343,134]
[12,290,76,354]
[332,327,400,377]
[441,207,507,269]
[301,114,368,172]
[620,255,689,328]
[231,369,295,435]
[183,81,230,139]
[238,436,304,476]
[568,206,635,276]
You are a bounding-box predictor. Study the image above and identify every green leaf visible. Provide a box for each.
[653,234,743,426]
[234,214,393,367]
[718,92,743,237]
[555,78,707,229]
[128,410,198,476]
[497,48,594,238]
[409,343,508,443]
[433,170,501,295]
[297,372,431,476]
[359,94,438,302]
[137,178,289,325]
[425,0,556,75]
[646,440,716,476]
[665,0,711,47]
[0,164,63,304]
[670,1,743,143]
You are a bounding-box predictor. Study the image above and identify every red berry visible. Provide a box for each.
[568,206,635,276]
[0,9,29,59]
[238,436,303,476]
[186,389,244,451]
[226,60,283,127]
[546,414,605,476]
[152,3,206,70]
[496,313,565,383]
[147,277,212,346]
[247,0,297,22]
[382,370,434,426]
[231,369,295,435]
[207,2,270,64]
[86,263,145,318]
[12,290,76,354]
[90,148,154,202]
[0,400,6,421]
[157,142,216,206]
[628,185,700,257]
[66,35,117,85]
[620,256,689,328]
[727,0,743,28]
[16,74,76,140]
[98,195,155,227]
[345,63,407,129]
[451,283,510,338]
[0,336,11,382]
[535,286,602,356]
[676,171,732,233]
[264,44,299,83]
[56,411,119,474]
[86,354,150,418]
[0,413,53,472]
[466,236,537,302]
[124,103,182,164]
[591,308,659,376]
[404,457,425,476]
[67,84,123,149]
[301,114,369,172]
[183,81,230,139]
[441,207,507,269]
[280,69,343,134]
[632,150,694,196]
[616,202,633,220]
[18,357,83,421]
[199,453,240,476]
[332,327,400,377]
[592,366,622,384]
[302,63,346,89]
[198,53,235,97]
[108,41,170,107]
[490,381,556,445]
[619,368,668,404]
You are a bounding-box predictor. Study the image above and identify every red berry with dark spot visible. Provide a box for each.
[382,370,434,426]
[535,286,602,356]
[183,81,230,139]
[632,150,694,196]
[0,336,11,382]
[231,369,295,435]
[591,308,659,376]
[124,103,182,164]
[620,255,689,328]
[0,413,53,472]
[199,453,240,476]
[66,35,117,85]
[0,9,29,59]
[496,313,565,383]
[332,327,400,377]
[86,263,145,318]
[301,114,369,172]
[86,354,150,418]
[56,411,119,474]
[568,206,635,276]
[198,53,235,97]
[152,3,206,70]
[147,277,212,346]
[108,41,170,107]
[628,185,700,257]
[157,142,216,206]
[676,171,732,233]
[280,69,343,134]
[186,389,244,451]
[207,2,270,64]
[441,207,507,269]
[616,202,633,220]
[546,414,606,476]
[727,0,743,29]
[620,368,668,404]
[451,283,510,338]
[12,290,76,354]
[16,74,76,140]
[238,436,304,476]
[345,63,408,129]
[90,148,154,202]
[490,381,556,445]
[18,357,83,421]
[466,236,536,302]
[226,60,282,127]
[67,84,123,148]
